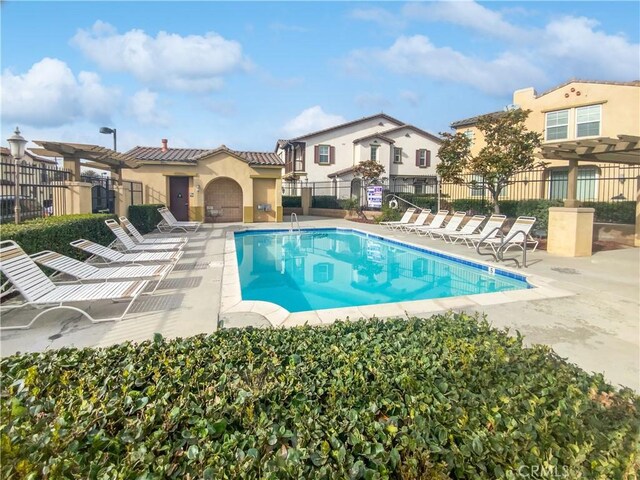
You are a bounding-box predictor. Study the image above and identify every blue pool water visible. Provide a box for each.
[234,229,529,313]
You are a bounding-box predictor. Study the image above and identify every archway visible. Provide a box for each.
[350,178,362,201]
[204,177,243,222]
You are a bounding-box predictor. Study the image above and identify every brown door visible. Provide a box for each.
[169,176,190,221]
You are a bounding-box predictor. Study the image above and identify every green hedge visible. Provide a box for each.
[498,200,564,230]
[2,314,638,479]
[128,204,165,234]
[282,196,302,208]
[311,195,342,209]
[583,201,635,224]
[386,192,439,211]
[0,214,117,259]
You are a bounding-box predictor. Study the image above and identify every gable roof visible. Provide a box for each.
[377,124,442,143]
[126,145,283,166]
[450,111,505,129]
[535,79,640,98]
[352,133,396,144]
[286,113,405,142]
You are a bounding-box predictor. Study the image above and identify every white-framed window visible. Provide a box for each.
[545,109,569,141]
[576,105,601,138]
[417,149,430,167]
[393,147,402,164]
[463,129,475,146]
[370,145,379,161]
[318,145,330,164]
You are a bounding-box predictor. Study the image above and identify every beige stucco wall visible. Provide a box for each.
[122,151,282,223]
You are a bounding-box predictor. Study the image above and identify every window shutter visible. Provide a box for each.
[415,150,420,166]
[330,146,335,164]
[426,150,431,167]
[314,145,319,164]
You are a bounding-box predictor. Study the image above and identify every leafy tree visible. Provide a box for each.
[437,109,543,213]
[353,160,386,208]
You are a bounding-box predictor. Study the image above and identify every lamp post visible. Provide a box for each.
[99,126,117,152]
[7,127,27,224]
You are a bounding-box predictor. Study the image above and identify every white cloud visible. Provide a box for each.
[1,57,119,127]
[282,106,346,138]
[71,21,251,92]
[127,89,170,126]
[540,16,640,79]
[349,7,406,30]
[402,2,527,41]
[399,90,421,107]
[346,35,547,96]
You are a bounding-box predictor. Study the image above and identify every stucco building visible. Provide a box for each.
[122,140,284,223]
[276,113,442,198]
[449,79,640,202]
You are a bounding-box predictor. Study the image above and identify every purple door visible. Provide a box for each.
[169,176,189,221]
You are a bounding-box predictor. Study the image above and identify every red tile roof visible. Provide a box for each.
[126,145,283,166]
[233,151,283,166]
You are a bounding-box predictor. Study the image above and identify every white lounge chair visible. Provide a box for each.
[157,207,201,233]
[413,210,449,236]
[0,241,148,331]
[441,215,486,243]
[420,211,467,239]
[400,210,431,232]
[473,216,539,254]
[71,239,183,264]
[447,215,507,247]
[105,219,184,252]
[31,250,173,294]
[119,217,188,245]
[379,207,416,230]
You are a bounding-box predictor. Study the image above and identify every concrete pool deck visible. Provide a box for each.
[1,217,638,391]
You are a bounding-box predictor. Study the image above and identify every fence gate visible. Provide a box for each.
[81,175,115,213]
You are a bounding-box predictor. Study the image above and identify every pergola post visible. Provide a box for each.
[564,159,579,208]
[63,156,81,181]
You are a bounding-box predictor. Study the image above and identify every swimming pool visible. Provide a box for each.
[234,228,530,313]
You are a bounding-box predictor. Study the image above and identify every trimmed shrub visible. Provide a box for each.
[282,196,302,208]
[583,201,635,224]
[1,314,638,478]
[450,198,493,215]
[128,204,165,234]
[0,214,117,259]
[498,199,563,230]
[386,192,439,211]
[375,204,402,223]
[312,195,342,209]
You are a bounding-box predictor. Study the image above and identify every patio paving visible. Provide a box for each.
[1,216,638,391]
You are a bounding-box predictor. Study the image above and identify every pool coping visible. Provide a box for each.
[220,227,574,328]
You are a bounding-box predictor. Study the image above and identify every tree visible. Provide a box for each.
[353,160,386,209]
[437,109,544,213]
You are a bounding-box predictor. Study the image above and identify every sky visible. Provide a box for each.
[1,1,639,155]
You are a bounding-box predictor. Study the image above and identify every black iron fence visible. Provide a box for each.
[287,165,639,212]
[0,161,72,224]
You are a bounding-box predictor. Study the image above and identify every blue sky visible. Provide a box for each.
[2,1,639,154]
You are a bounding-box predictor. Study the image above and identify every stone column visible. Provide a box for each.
[547,207,595,257]
[301,187,312,215]
[564,159,580,208]
[114,183,133,218]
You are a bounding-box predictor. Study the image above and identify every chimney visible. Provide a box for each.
[161,138,168,152]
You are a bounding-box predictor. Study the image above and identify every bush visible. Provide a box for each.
[386,192,439,211]
[2,314,638,478]
[450,198,493,215]
[498,199,563,230]
[583,201,635,224]
[375,204,402,223]
[312,195,342,209]
[282,196,302,208]
[0,214,117,259]
[128,204,165,234]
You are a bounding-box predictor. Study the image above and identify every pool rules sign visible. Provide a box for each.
[366,185,383,208]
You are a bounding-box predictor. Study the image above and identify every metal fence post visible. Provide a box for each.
[14,159,21,224]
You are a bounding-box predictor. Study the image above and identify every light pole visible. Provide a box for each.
[99,126,117,152]
[7,127,27,224]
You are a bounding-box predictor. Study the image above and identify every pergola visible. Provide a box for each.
[536,135,640,207]
[30,141,139,182]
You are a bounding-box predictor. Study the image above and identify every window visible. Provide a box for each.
[463,129,475,146]
[576,105,601,138]
[318,145,330,164]
[393,147,402,164]
[549,167,597,201]
[469,174,485,197]
[545,110,569,141]
[416,149,431,168]
[370,145,379,161]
